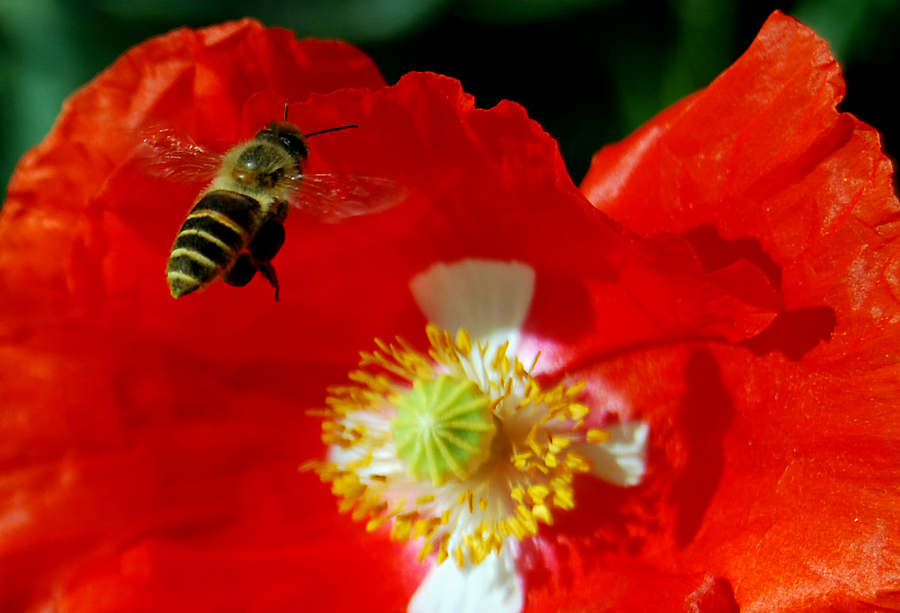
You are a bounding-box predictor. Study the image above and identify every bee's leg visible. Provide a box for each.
[223,253,257,287]
[249,219,286,263]
[256,261,280,301]
[269,200,289,224]
[247,218,285,300]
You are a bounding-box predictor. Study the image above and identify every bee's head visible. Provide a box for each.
[258,122,310,162]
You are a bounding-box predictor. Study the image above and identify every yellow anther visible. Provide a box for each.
[527,484,550,503]
[456,328,472,354]
[391,517,413,542]
[437,534,451,564]
[454,546,466,569]
[366,515,389,532]
[553,487,574,510]
[569,403,590,420]
[587,428,611,444]
[418,537,435,562]
[564,453,592,472]
[549,435,571,452]
[532,504,553,525]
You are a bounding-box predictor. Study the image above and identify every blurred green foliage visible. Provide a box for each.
[1,0,899,196]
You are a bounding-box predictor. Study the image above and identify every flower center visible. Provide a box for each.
[304,325,611,567]
[392,375,496,487]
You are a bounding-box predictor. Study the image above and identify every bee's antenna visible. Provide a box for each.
[284,103,289,122]
[305,124,359,138]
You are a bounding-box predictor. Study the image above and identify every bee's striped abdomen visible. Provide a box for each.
[167,190,261,298]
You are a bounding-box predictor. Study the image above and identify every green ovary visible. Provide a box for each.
[391,375,497,487]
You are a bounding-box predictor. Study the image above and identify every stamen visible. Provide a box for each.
[304,325,612,567]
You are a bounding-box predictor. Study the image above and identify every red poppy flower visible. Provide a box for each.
[579,10,900,613]
[0,11,896,613]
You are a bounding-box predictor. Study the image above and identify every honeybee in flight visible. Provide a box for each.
[143,113,405,300]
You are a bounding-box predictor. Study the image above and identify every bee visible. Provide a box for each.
[143,114,404,300]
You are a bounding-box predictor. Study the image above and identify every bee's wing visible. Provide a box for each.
[136,127,224,182]
[286,174,408,222]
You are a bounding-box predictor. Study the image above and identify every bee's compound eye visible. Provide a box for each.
[280,134,307,158]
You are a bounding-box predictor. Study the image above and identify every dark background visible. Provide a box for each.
[1,0,898,193]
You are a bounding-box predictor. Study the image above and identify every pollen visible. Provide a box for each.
[304,324,610,567]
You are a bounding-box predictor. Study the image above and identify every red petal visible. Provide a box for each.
[581,11,900,350]
[58,522,424,613]
[580,11,900,611]
[525,547,738,613]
